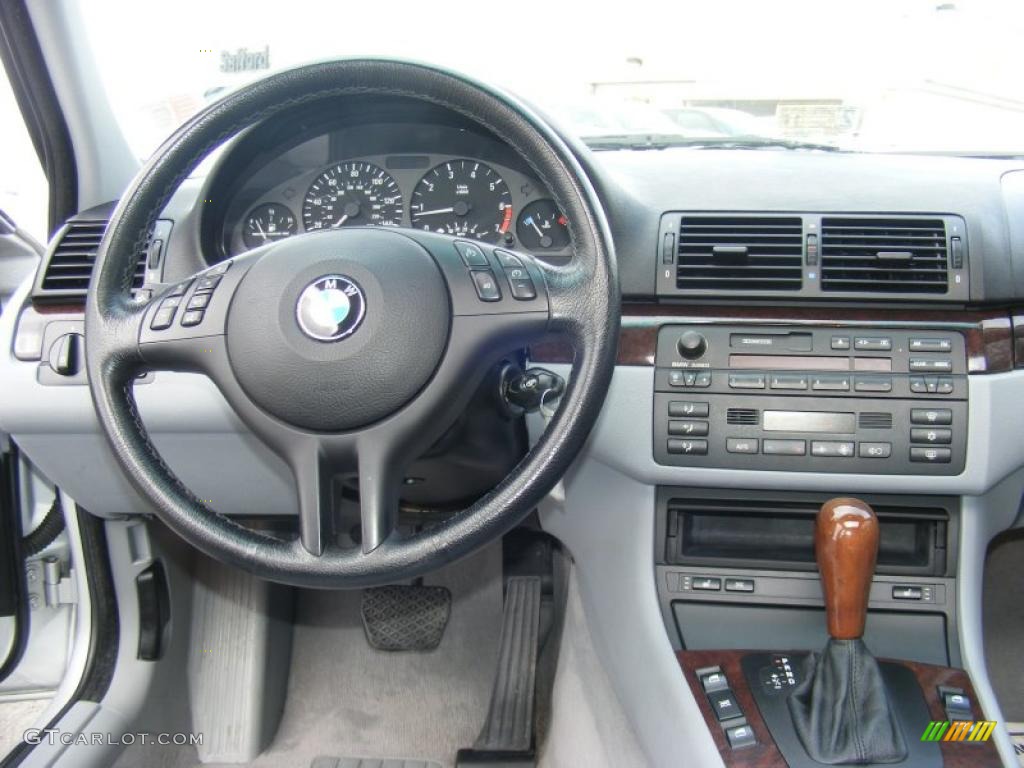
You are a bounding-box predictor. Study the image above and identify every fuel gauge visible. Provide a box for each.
[242,203,297,249]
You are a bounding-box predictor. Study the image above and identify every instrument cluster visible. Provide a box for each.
[227,149,571,261]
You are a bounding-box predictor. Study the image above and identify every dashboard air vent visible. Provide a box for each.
[820,217,948,294]
[37,220,147,299]
[676,215,803,292]
[727,408,760,426]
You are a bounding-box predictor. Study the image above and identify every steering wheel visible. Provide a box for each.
[85,59,619,588]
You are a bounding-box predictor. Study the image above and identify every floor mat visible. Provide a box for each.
[230,544,503,768]
[0,698,49,757]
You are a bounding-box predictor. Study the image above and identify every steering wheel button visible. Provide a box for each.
[470,270,502,301]
[195,275,221,292]
[508,276,537,300]
[180,309,205,327]
[455,241,489,267]
[160,295,183,310]
[206,260,231,276]
[187,293,211,310]
[166,281,190,297]
[150,306,176,330]
[494,248,524,268]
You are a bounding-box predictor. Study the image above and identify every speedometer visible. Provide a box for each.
[302,161,403,230]
[410,160,512,242]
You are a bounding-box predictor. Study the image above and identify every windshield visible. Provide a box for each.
[83,0,1024,158]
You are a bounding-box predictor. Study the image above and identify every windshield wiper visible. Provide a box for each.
[584,133,844,152]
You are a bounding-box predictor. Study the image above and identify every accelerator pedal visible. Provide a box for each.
[456,576,542,767]
[360,584,451,651]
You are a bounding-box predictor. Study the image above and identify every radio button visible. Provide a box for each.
[831,336,851,350]
[811,441,856,458]
[859,442,892,459]
[811,375,850,391]
[911,427,952,445]
[669,370,696,387]
[854,376,892,393]
[911,447,952,463]
[911,408,952,425]
[729,373,766,389]
[669,401,709,418]
[727,438,759,454]
[855,337,892,351]
[770,374,809,390]
[910,377,927,393]
[910,338,952,352]
[763,439,806,456]
[910,358,953,373]
[694,371,712,388]
[669,420,709,437]
[668,439,708,456]
[936,377,954,394]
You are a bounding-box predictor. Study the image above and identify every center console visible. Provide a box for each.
[653,325,968,474]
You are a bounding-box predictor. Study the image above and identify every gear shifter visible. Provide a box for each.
[787,498,909,764]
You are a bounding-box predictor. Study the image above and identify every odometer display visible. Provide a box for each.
[410,160,512,242]
[302,161,403,231]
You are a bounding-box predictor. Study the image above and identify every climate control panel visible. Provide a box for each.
[653,325,968,475]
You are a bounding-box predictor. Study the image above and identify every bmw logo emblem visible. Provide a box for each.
[295,275,366,342]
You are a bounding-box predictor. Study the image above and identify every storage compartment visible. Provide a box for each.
[665,496,951,576]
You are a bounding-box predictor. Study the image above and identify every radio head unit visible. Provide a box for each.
[653,325,967,475]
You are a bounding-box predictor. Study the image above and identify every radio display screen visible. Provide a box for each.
[762,410,857,434]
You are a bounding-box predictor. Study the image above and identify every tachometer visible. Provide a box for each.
[302,161,403,230]
[410,160,512,242]
[242,203,297,249]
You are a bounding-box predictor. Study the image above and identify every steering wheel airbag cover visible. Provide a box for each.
[226,229,450,431]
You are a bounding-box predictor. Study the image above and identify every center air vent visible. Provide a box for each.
[820,217,949,294]
[727,408,760,426]
[675,215,803,292]
[36,219,152,301]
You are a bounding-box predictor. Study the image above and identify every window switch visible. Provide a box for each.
[699,670,729,693]
[726,723,757,749]
[707,689,743,722]
[943,691,971,715]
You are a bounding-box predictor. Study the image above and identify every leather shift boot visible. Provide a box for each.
[788,638,908,764]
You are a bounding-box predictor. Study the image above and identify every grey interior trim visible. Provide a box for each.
[537,461,724,768]
[25,0,139,212]
[956,471,1024,767]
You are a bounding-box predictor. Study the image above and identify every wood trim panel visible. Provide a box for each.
[531,303,1018,373]
[1014,313,1024,368]
[677,650,1002,768]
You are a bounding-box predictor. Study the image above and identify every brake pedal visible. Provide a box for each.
[360,584,451,651]
[457,576,542,767]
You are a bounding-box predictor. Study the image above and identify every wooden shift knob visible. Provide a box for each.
[816,498,879,639]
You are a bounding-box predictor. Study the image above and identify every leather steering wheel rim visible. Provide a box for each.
[85,58,619,588]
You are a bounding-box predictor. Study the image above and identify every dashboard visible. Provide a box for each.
[211,117,572,264]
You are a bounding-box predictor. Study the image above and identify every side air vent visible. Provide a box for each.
[36,219,149,300]
[820,217,949,294]
[859,412,894,430]
[727,408,760,426]
[676,215,803,291]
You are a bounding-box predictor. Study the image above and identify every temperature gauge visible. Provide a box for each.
[516,199,569,250]
[242,203,297,249]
